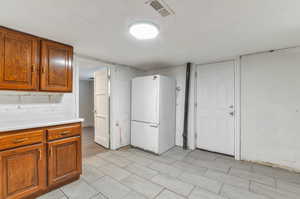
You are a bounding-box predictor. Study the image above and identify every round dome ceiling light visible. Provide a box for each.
[129,22,159,40]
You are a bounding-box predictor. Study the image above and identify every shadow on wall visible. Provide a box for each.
[0,91,75,123]
[0,92,64,105]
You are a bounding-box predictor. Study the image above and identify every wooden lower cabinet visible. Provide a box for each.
[0,144,46,199]
[0,122,82,199]
[48,136,82,187]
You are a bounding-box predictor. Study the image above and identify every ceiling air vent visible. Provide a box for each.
[150,0,164,10]
[146,0,175,17]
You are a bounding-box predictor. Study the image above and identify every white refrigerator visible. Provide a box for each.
[131,75,176,154]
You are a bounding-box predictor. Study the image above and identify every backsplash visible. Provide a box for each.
[0,91,77,124]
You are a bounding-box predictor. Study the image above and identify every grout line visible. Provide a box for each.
[187,185,196,197]
[218,183,225,194]
[60,188,70,199]
[248,180,252,192]
[153,188,166,199]
[274,178,278,189]
[83,148,300,199]
[227,167,232,174]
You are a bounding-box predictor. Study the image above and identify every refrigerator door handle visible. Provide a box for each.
[149,124,159,128]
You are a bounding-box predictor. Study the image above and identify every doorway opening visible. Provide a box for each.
[78,57,109,157]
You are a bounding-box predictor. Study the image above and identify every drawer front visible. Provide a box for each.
[47,124,81,141]
[0,130,44,151]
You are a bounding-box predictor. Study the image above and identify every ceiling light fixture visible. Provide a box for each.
[129,22,159,40]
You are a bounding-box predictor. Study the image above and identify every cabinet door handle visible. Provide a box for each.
[13,138,29,144]
[31,65,35,73]
[38,149,42,161]
[60,131,71,136]
[41,67,45,74]
[48,148,52,157]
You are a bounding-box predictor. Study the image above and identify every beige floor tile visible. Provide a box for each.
[121,175,164,198]
[36,189,66,199]
[179,171,222,193]
[91,176,131,199]
[229,168,276,187]
[205,169,250,189]
[189,187,227,199]
[221,184,268,199]
[250,181,299,199]
[61,179,98,199]
[152,174,194,196]
[156,189,186,199]
[125,163,159,179]
[148,162,183,177]
[98,163,131,181]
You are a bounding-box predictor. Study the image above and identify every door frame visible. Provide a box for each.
[74,55,113,149]
[195,58,241,160]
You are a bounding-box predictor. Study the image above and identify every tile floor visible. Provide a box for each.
[82,127,107,158]
[39,133,300,199]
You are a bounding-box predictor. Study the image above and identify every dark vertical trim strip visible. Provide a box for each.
[183,62,191,149]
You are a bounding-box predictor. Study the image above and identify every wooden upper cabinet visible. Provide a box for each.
[40,40,73,92]
[0,26,74,92]
[0,27,39,91]
[0,144,46,199]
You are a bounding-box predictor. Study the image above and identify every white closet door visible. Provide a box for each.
[94,68,109,148]
[197,61,235,155]
[131,76,159,124]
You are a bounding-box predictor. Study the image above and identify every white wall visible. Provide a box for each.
[0,61,78,125]
[79,80,94,127]
[146,65,196,148]
[241,48,300,171]
[110,65,144,150]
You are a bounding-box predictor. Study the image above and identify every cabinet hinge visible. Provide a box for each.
[31,65,35,73]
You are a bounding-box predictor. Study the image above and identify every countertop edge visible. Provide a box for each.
[0,118,84,132]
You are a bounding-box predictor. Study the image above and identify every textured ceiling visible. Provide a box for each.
[1,0,300,69]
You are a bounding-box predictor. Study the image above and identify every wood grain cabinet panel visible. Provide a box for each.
[0,129,43,151]
[47,124,81,141]
[0,123,81,199]
[40,40,73,92]
[0,144,46,199]
[48,136,81,187]
[0,27,39,91]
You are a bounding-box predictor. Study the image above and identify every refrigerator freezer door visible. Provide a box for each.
[131,121,159,153]
[132,76,159,124]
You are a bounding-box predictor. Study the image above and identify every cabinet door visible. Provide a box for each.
[0,27,39,90]
[0,144,46,199]
[48,137,81,187]
[40,40,73,92]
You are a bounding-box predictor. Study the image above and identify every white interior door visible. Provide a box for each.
[131,76,159,124]
[196,61,235,155]
[94,68,110,148]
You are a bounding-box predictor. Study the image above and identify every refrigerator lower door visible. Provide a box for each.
[131,121,159,154]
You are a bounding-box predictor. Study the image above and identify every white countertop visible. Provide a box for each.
[0,118,84,132]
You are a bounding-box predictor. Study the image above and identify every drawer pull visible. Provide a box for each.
[13,138,29,144]
[60,131,71,136]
